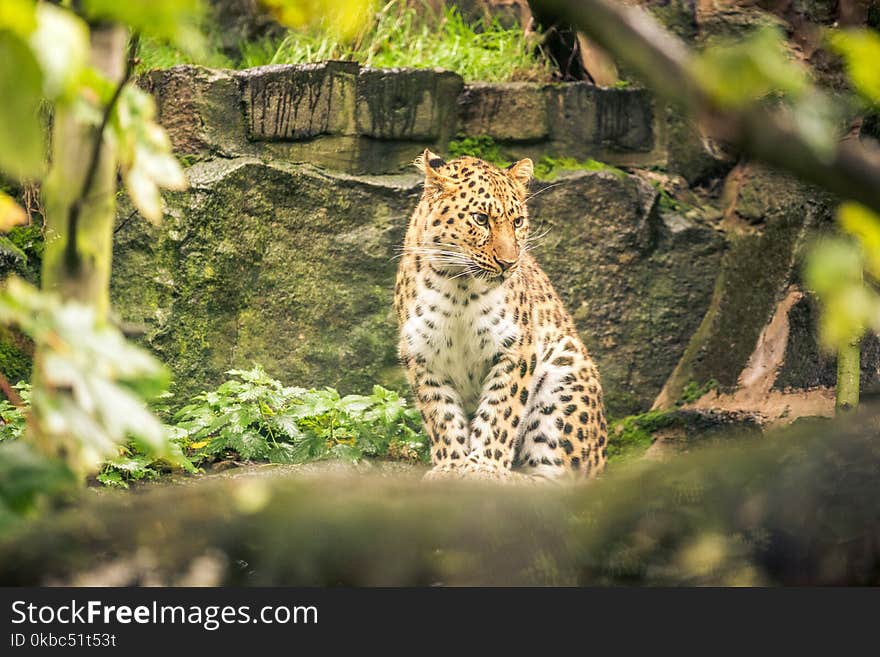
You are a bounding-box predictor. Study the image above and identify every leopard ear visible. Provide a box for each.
[414,149,451,190]
[506,158,533,189]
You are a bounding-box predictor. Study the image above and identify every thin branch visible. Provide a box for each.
[0,370,24,409]
[530,0,880,214]
[63,32,140,272]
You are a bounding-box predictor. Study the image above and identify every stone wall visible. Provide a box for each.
[143,63,666,175]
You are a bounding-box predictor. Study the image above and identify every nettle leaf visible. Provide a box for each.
[228,429,270,460]
[0,31,45,179]
[331,443,363,463]
[29,3,89,102]
[267,442,301,464]
[270,413,304,440]
[96,469,127,487]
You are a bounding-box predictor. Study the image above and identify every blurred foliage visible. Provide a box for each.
[801,29,880,354]
[692,26,838,157]
[828,28,880,107]
[175,366,429,466]
[692,27,810,108]
[260,0,371,40]
[0,0,188,226]
[81,0,206,58]
[0,278,184,478]
[0,440,74,533]
[108,85,187,223]
[0,0,194,489]
[0,191,28,232]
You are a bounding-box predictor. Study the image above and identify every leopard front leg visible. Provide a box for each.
[404,357,472,478]
[460,353,542,483]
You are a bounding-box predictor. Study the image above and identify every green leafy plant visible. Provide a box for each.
[175,366,428,466]
[0,381,29,442]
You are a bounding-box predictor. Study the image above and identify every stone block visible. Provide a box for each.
[238,62,358,141]
[458,82,548,141]
[356,68,463,141]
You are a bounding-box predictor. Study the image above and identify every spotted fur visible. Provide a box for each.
[394,150,607,482]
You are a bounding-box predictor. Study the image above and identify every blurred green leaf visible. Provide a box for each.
[0,192,28,232]
[109,85,187,223]
[0,441,74,531]
[29,4,89,102]
[0,31,45,179]
[0,235,28,263]
[839,202,880,279]
[80,0,206,57]
[692,27,810,108]
[259,0,371,40]
[0,0,36,37]
[828,28,880,105]
[804,236,877,349]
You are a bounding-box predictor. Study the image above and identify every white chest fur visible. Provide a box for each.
[402,272,518,416]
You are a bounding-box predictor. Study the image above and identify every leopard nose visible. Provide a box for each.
[495,256,517,271]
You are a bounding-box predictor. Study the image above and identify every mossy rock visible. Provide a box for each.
[112,161,722,414]
[112,158,420,399]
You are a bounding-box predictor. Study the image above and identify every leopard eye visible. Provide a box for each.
[471,212,489,227]
[513,216,525,229]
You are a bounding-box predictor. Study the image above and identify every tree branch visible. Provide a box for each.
[531,0,880,213]
[63,32,140,273]
[0,370,24,408]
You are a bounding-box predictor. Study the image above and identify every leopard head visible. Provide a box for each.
[413,149,533,280]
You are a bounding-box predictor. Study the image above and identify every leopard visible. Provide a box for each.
[394,149,607,482]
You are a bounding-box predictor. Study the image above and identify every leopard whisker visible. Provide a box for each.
[524,181,564,203]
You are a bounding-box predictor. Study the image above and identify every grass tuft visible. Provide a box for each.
[136,3,553,83]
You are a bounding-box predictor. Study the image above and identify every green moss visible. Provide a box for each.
[678,379,718,405]
[607,410,679,464]
[444,140,628,183]
[532,156,627,181]
[447,134,511,168]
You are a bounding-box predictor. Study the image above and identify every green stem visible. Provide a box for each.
[836,338,860,413]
